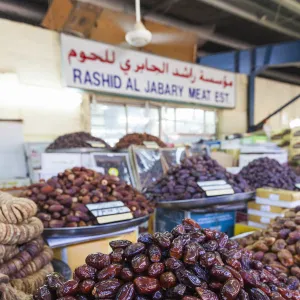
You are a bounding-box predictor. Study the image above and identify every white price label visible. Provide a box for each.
[269,194,279,201]
[143,141,159,149]
[86,201,124,210]
[197,180,234,196]
[260,205,271,212]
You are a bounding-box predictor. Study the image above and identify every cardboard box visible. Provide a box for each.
[256,188,300,208]
[248,201,287,215]
[290,147,300,161]
[41,153,83,172]
[291,127,300,137]
[290,136,300,147]
[256,188,300,202]
[248,214,273,225]
[234,223,260,236]
[247,209,284,220]
[211,152,234,168]
[0,178,30,189]
[242,135,268,145]
[248,221,268,229]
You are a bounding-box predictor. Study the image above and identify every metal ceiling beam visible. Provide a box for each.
[195,0,300,39]
[262,70,300,85]
[81,0,300,86]
[0,0,46,24]
[200,40,300,72]
[270,0,300,15]
[229,0,300,28]
[79,0,251,49]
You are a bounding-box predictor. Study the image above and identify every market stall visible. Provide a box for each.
[1,2,300,297]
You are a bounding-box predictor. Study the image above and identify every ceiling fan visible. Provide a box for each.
[125,0,152,47]
[116,0,214,49]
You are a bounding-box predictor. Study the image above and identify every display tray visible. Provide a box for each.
[157,192,255,210]
[231,231,255,240]
[46,148,111,153]
[43,215,149,238]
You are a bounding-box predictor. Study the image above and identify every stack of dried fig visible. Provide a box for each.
[238,206,300,279]
[0,191,53,297]
[34,218,300,300]
[47,132,111,150]
[145,155,251,201]
[115,133,167,149]
[239,157,300,190]
[21,167,155,228]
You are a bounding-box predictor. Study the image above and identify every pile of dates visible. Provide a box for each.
[115,133,167,149]
[21,167,154,228]
[145,155,251,201]
[34,218,300,300]
[47,132,111,150]
[239,157,300,190]
[238,206,300,279]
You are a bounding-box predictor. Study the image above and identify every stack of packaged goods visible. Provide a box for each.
[290,127,300,165]
[248,188,300,229]
[238,206,300,280]
[271,129,291,149]
[0,191,53,298]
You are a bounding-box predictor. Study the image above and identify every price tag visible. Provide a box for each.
[261,217,271,224]
[97,213,133,224]
[201,184,232,191]
[260,205,271,212]
[87,141,105,148]
[269,194,279,201]
[86,201,124,210]
[295,183,300,189]
[198,180,227,187]
[85,201,133,224]
[197,180,234,197]
[91,206,130,217]
[143,141,159,149]
[108,167,119,176]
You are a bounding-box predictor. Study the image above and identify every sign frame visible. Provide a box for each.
[60,34,236,108]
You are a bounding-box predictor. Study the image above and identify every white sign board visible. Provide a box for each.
[61,34,236,108]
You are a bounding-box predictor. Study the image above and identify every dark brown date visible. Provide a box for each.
[134,276,160,295]
[33,218,300,300]
[92,279,122,298]
[116,283,135,300]
[85,253,110,270]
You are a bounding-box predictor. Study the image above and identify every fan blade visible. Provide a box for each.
[118,41,133,49]
[151,32,196,45]
[114,15,135,33]
[151,25,215,46]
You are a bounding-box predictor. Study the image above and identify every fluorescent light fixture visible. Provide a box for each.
[0,79,82,109]
[290,118,300,128]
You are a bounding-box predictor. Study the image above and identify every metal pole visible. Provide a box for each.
[195,0,300,39]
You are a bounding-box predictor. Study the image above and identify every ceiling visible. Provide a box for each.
[1,0,300,83]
